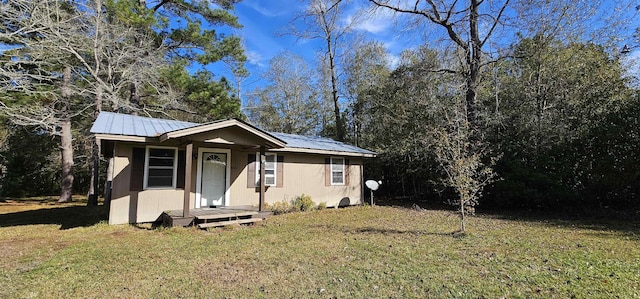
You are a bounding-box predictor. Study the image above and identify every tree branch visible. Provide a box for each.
[152,0,171,12]
[480,0,510,48]
[369,0,469,50]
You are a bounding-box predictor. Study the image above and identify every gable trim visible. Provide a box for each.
[159,118,286,148]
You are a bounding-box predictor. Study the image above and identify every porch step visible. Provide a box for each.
[255,211,273,219]
[195,211,258,220]
[197,218,263,229]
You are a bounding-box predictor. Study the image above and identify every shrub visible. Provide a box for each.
[267,200,294,215]
[317,202,327,210]
[268,194,317,214]
[292,194,315,212]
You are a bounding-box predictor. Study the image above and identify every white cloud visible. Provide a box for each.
[353,17,391,34]
[344,5,395,34]
[243,2,278,17]
[246,50,266,68]
[242,0,297,17]
[388,53,401,69]
[382,39,397,52]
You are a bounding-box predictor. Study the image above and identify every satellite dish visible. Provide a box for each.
[365,180,380,191]
[365,180,382,206]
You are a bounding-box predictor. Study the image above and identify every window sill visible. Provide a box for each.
[143,187,177,190]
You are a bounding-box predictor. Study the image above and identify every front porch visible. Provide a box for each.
[162,205,272,228]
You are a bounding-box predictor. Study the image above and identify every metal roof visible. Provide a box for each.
[91,112,376,156]
[270,132,376,156]
[91,112,197,137]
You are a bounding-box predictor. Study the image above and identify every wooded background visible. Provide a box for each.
[1,0,638,213]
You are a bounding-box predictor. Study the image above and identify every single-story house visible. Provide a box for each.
[90,112,376,225]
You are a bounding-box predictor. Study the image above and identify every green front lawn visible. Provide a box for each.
[0,201,638,298]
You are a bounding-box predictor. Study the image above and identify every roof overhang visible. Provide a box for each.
[95,133,149,143]
[270,147,377,158]
[91,113,376,157]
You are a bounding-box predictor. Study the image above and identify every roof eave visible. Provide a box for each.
[270,147,377,157]
[94,133,150,143]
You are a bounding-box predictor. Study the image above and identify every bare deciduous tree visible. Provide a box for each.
[286,0,359,141]
[247,51,322,135]
[357,0,508,227]
[432,100,497,233]
[0,0,169,202]
[368,0,511,128]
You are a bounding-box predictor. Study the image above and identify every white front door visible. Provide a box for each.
[197,150,229,208]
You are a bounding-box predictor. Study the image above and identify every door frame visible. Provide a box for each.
[195,147,231,209]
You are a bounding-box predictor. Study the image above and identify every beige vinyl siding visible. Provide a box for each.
[108,143,365,224]
[230,151,363,207]
[109,143,197,224]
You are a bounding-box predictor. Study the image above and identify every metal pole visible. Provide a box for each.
[370,190,374,206]
[259,145,266,212]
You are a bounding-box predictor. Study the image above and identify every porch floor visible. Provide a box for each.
[162,206,272,228]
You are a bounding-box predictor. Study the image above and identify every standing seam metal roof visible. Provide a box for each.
[269,132,375,155]
[91,112,376,155]
[91,112,198,137]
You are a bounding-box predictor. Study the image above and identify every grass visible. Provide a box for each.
[0,199,639,298]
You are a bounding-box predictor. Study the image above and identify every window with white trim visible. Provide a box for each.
[256,153,277,186]
[145,147,178,188]
[331,157,345,185]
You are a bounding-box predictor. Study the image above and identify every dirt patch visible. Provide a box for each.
[0,237,68,270]
[198,259,264,287]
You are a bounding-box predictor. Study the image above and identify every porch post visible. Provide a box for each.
[360,163,365,206]
[259,145,266,212]
[183,142,193,218]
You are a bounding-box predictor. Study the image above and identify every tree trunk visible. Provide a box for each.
[89,0,103,205]
[326,35,344,141]
[88,84,102,205]
[129,83,140,113]
[466,0,481,129]
[460,198,466,232]
[58,117,74,203]
[128,0,148,114]
[58,66,74,203]
[87,136,100,206]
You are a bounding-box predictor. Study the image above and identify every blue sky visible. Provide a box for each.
[213,0,640,94]
[214,0,408,92]
[235,0,403,65]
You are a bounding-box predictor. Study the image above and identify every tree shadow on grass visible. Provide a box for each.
[374,196,453,211]
[477,209,640,241]
[0,205,108,230]
[311,224,457,237]
[373,196,640,240]
[350,226,461,237]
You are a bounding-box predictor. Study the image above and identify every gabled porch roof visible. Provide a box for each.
[158,118,285,148]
